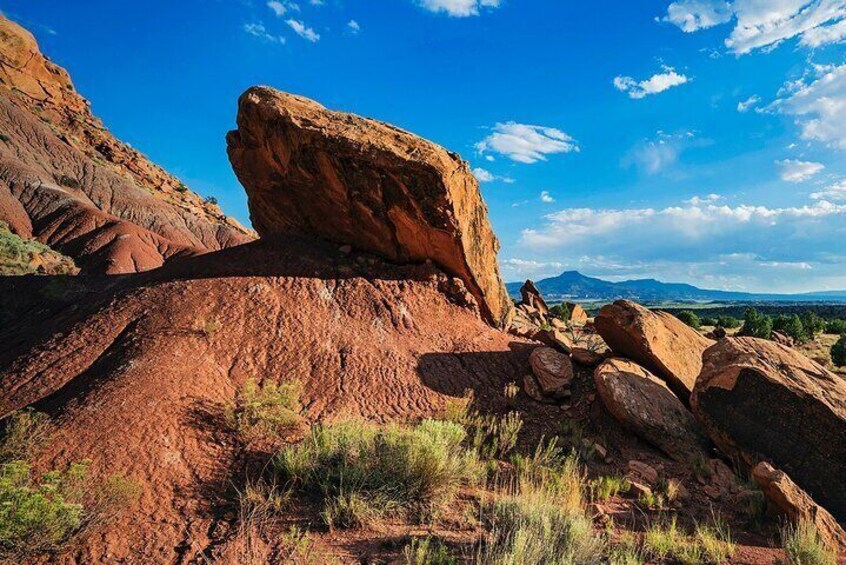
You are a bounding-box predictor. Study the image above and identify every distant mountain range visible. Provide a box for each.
[505,271,846,304]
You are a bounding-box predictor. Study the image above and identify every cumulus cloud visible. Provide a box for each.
[472,167,514,183]
[777,159,825,182]
[685,193,723,205]
[811,179,846,200]
[663,0,846,54]
[663,0,732,32]
[768,63,846,149]
[475,122,579,164]
[243,22,286,43]
[613,66,690,99]
[416,0,501,17]
[347,20,361,33]
[540,191,555,203]
[500,258,565,281]
[286,19,320,42]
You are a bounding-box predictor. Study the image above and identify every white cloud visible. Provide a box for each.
[416,0,501,17]
[768,63,846,149]
[737,94,761,112]
[348,20,361,33]
[500,258,565,281]
[664,0,846,54]
[243,22,286,43]
[286,19,320,42]
[663,0,733,32]
[623,131,698,175]
[516,197,846,291]
[475,122,579,164]
[613,66,690,99]
[267,1,288,16]
[472,167,514,184]
[685,193,723,205]
[811,179,846,199]
[540,191,555,203]
[777,159,825,182]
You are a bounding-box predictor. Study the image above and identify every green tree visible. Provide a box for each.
[832,335,846,368]
[739,308,773,339]
[676,311,701,330]
[825,319,846,335]
[700,317,718,327]
[773,315,808,343]
[801,312,825,337]
[548,303,570,321]
[716,316,741,329]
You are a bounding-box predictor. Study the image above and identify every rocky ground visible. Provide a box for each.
[0,14,844,565]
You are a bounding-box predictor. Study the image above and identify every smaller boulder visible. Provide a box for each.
[771,331,795,348]
[567,302,589,325]
[529,347,574,395]
[627,460,659,486]
[752,462,846,554]
[571,347,607,368]
[595,358,709,463]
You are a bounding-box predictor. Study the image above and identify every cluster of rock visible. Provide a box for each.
[509,280,610,402]
[591,299,846,552]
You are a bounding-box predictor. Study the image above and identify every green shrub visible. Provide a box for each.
[477,453,603,565]
[589,476,630,502]
[0,409,51,463]
[781,519,837,565]
[467,411,523,461]
[676,311,701,330]
[549,303,571,321]
[274,419,482,528]
[700,317,718,327]
[824,319,846,335]
[801,312,826,337]
[739,308,773,339]
[226,378,302,441]
[716,316,741,329]
[403,536,458,565]
[0,460,139,558]
[642,516,734,564]
[831,335,846,368]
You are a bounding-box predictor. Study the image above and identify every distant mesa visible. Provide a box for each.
[507,270,846,303]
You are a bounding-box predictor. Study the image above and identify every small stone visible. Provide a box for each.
[339,244,352,254]
[627,460,659,486]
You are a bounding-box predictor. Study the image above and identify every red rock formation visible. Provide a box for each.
[693,338,846,521]
[0,15,253,273]
[752,462,846,553]
[226,86,511,327]
[594,358,709,463]
[595,300,713,402]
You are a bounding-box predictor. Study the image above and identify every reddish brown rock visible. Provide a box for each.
[771,331,795,348]
[520,280,549,316]
[529,346,574,395]
[571,347,606,368]
[226,86,511,327]
[567,302,589,325]
[594,358,709,463]
[595,300,713,401]
[692,337,846,521]
[752,462,846,553]
[0,15,253,273]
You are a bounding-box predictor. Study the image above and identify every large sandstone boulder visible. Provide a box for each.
[594,359,709,463]
[752,462,846,553]
[227,87,511,327]
[567,303,588,325]
[529,346,574,394]
[595,300,713,401]
[692,338,846,521]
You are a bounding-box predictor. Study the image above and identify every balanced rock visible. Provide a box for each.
[752,462,846,553]
[520,280,549,316]
[692,337,846,521]
[529,347,574,395]
[595,300,713,401]
[594,359,709,463]
[227,87,511,327]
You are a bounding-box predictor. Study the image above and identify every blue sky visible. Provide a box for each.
[6,0,846,292]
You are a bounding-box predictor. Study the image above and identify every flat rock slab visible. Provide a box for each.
[227,86,512,327]
[693,337,846,521]
[595,300,713,402]
[594,358,709,463]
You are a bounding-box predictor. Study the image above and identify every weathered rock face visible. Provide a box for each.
[752,462,846,553]
[0,15,253,274]
[529,346,574,394]
[595,300,713,401]
[520,280,549,316]
[594,358,709,463]
[692,338,846,521]
[226,86,511,327]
